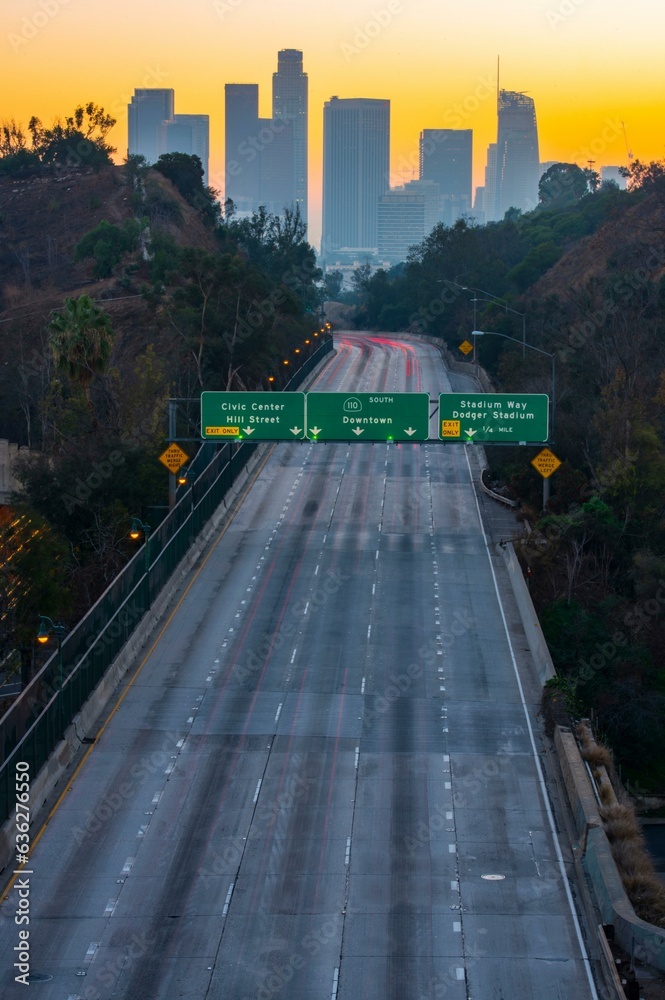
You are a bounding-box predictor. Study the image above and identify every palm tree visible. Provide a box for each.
[48,295,114,426]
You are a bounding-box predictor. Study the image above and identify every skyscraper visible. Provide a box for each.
[225,83,260,214]
[159,114,210,182]
[322,97,390,262]
[419,128,472,226]
[495,90,540,218]
[272,49,308,222]
[378,180,440,264]
[128,89,174,164]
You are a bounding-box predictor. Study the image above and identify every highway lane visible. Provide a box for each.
[0,333,599,998]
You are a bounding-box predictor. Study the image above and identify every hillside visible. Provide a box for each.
[530,188,665,299]
[0,165,221,445]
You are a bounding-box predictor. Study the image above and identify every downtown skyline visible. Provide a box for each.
[3,0,663,248]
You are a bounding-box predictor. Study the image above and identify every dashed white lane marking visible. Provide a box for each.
[222,882,234,916]
[104,899,117,917]
[84,942,98,965]
[361,676,365,694]
[456,968,465,980]
[453,921,462,933]
[354,747,360,769]
[332,967,340,1000]
[122,857,134,874]
[290,648,297,664]
[274,703,283,725]
[152,792,162,806]
[253,779,262,804]
[315,564,319,575]
[137,824,148,838]
[449,844,456,853]
[367,624,372,640]
[451,879,459,891]
[303,601,309,615]
[345,838,351,865]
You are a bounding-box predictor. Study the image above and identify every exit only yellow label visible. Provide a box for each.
[205,426,240,436]
[441,420,461,437]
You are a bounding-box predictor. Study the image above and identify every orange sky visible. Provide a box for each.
[4,0,664,247]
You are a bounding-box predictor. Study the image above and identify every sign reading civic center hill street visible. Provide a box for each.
[439,393,549,443]
[201,391,306,441]
[306,392,429,441]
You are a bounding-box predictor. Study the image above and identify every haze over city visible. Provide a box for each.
[4,0,663,247]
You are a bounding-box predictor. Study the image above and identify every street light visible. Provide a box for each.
[471,330,555,434]
[37,616,67,737]
[472,329,556,505]
[446,280,527,358]
[129,517,151,575]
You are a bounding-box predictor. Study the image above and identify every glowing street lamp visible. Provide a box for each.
[37,616,67,737]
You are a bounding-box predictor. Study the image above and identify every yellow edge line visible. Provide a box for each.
[2,444,274,895]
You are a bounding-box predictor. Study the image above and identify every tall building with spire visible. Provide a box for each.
[495,90,539,218]
[322,97,390,263]
[272,49,308,223]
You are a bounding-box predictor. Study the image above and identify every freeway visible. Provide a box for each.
[0,333,599,998]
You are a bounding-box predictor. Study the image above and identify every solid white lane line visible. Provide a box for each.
[464,448,600,1000]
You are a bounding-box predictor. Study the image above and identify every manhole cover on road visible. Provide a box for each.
[27,973,53,983]
[481,874,506,881]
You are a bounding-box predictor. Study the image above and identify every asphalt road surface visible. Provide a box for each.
[0,333,600,999]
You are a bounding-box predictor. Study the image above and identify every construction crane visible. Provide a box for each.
[621,121,634,161]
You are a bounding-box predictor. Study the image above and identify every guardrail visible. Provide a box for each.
[0,338,333,821]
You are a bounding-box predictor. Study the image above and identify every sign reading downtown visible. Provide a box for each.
[305,392,429,441]
[201,391,306,440]
[439,393,549,443]
[200,391,549,444]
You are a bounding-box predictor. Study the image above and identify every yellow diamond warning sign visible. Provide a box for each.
[441,420,461,438]
[158,442,189,473]
[458,340,473,356]
[531,447,561,479]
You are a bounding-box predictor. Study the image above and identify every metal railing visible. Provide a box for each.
[0,337,332,820]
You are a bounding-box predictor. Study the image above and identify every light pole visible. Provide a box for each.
[129,518,152,607]
[37,616,67,738]
[472,329,556,507]
[446,281,527,358]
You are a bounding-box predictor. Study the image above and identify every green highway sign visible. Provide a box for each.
[201,391,306,440]
[439,393,549,443]
[306,392,430,441]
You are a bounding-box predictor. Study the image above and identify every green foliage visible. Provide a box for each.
[538,162,589,209]
[0,104,116,175]
[75,219,143,277]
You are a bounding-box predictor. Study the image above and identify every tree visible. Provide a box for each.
[538,163,589,209]
[28,102,116,170]
[75,219,143,278]
[323,270,344,301]
[48,295,114,426]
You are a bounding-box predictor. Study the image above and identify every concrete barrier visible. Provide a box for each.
[500,541,555,685]
[555,725,602,851]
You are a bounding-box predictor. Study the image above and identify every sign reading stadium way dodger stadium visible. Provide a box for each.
[201,391,306,440]
[439,393,549,443]
[305,392,430,441]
